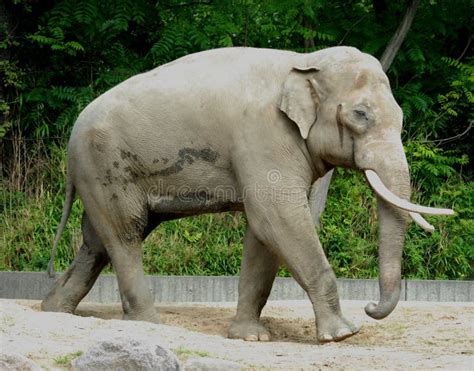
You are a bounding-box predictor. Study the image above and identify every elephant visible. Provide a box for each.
[41,46,453,343]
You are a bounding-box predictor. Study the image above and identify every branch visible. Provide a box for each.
[164,0,212,9]
[338,15,367,46]
[422,122,473,145]
[380,0,421,71]
[303,19,315,51]
[457,34,472,60]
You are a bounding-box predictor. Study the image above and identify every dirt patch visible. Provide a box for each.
[2,299,473,369]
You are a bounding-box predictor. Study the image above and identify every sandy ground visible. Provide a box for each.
[1,299,473,370]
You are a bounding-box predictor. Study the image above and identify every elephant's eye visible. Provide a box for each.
[354,109,368,120]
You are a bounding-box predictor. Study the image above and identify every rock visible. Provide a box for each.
[185,357,241,370]
[0,352,43,371]
[71,337,182,371]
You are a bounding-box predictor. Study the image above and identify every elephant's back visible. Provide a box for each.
[121,47,296,101]
[151,47,296,81]
[69,47,297,160]
[78,48,295,123]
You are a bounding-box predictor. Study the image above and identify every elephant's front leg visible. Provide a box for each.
[228,225,280,341]
[244,188,360,343]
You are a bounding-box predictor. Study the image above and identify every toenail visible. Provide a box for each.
[244,335,258,341]
[319,334,333,342]
[336,328,352,338]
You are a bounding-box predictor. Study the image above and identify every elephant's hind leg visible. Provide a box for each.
[106,237,158,322]
[42,213,110,313]
[228,225,280,341]
[78,189,159,323]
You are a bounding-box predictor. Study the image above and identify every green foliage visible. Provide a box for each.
[1,141,84,271]
[142,213,245,276]
[319,169,473,280]
[406,141,469,193]
[404,178,474,279]
[319,170,379,278]
[53,351,83,366]
[1,0,472,279]
[4,162,471,280]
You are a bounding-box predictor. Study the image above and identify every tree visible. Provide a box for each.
[380,0,421,71]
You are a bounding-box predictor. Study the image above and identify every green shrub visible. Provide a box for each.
[142,213,245,276]
[319,168,473,280]
[2,162,472,279]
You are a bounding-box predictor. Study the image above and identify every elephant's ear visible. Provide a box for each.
[279,66,321,139]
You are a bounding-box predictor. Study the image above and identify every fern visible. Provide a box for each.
[28,27,84,56]
[441,57,473,72]
[54,105,78,130]
[51,86,79,102]
[407,48,425,73]
[406,141,469,194]
[72,0,99,24]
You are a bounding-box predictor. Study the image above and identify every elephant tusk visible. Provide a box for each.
[409,212,435,233]
[364,170,455,216]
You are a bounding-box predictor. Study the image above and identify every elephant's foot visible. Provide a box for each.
[316,314,360,343]
[228,319,271,341]
[41,296,76,314]
[123,307,160,324]
[41,285,78,314]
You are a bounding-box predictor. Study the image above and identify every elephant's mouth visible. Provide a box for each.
[364,169,454,232]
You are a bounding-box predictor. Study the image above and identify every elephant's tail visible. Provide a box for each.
[47,180,75,278]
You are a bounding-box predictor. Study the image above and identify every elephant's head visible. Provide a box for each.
[279,47,453,320]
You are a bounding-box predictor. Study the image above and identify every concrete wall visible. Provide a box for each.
[0,271,472,303]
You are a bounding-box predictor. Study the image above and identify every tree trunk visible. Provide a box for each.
[380,0,421,71]
[309,169,333,229]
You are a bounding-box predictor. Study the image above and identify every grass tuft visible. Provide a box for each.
[173,347,210,361]
[53,351,83,366]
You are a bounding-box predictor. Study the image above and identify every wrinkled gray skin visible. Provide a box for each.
[42,46,410,343]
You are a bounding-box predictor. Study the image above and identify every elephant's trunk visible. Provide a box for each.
[362,165,454,319]
[364,166,411,320]
[365,196,407,319]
